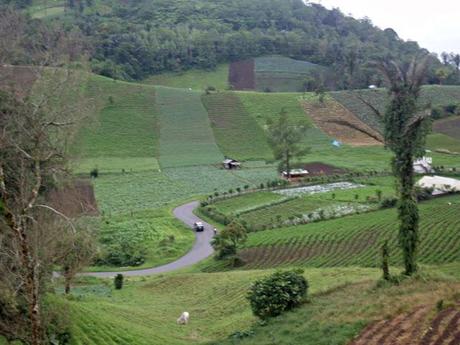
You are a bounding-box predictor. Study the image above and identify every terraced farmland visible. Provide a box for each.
[155,87,223,168]
[330,86,460,135]
[237,92,332,150]
[143,64,229,90]
[254,56,327,92]
[202,92,272,160]
[330,89,386,132]
[302,97,383,146]
[76,75,158,170]
[234,195,460,269]
[212,191,286,215]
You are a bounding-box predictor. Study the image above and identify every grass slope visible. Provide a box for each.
[215,275,460,345]
[64,267,381,345]
[143,64,229,90]
[156,87,224,168]
[202,92,272,160]
[76,75,159,173]
[218,194,460,270]
[426,133,460,153]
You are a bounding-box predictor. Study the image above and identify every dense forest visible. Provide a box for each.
[2,0,460,88]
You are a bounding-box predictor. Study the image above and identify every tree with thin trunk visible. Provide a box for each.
[267,109,309,178]
[373,55,431,276]
[56,226,97,294]
[0,69,91,343]
[0,66,91,345]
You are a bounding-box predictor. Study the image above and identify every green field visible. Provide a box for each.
[93,207,195,271]
[237,91,332,151]
[202,92,273,160]
[76,76,158,165]
[225,194,460,270]
[143,64,229,90]
[254,56,327,92]
[426,133,460,153]
[156,87,224,168]
[208,176,396,230]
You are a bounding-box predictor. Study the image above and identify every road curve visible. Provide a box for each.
[83,201,215,278]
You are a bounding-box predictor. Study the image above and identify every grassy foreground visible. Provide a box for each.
[61,267,382,345]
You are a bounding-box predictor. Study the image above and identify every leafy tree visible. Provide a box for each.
[247,270,308,319]
[267,109,309,178]
[211,220,247,259]
[378,55,432,275]
[435,67,451,85]
[114,274,124,290]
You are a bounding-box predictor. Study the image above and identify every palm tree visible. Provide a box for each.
[360,55,431,275]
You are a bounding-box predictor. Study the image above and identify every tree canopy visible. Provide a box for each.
[4,0,453,88]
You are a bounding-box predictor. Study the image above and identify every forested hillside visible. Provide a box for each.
[4,0,455,88]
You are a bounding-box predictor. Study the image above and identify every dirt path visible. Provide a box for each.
[82,201,215,277]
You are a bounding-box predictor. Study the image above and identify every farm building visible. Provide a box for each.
[223,158,241,170]
[413,157,434,174]
[417,175,460,194]
[282,169,309,179]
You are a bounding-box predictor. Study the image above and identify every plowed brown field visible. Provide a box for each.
[303,98,383,146]
[228,59,255,90]
[48,179,98,217]
[433,117,460,141]
[349,303,460,345]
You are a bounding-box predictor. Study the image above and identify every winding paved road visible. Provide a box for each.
[83,201,215,277]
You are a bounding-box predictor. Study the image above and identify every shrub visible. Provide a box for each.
[247,269,308,319]
[96,242,146,267]
[90,168,99,178]
[415,187,433,201]
[380,197,398,209]
[114,274,124,290]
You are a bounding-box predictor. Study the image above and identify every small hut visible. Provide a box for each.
[223,158,241,170]
[282,169,309,179]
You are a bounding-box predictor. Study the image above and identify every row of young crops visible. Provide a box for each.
[201,92,273,160]
[233,195,460,269]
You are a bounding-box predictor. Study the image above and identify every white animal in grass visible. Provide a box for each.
[177,311,190,325]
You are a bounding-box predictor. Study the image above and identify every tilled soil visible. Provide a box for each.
[229,59,255,90]
[48,179,99,217]
[349,304,460,345]
[433,117,460,141]
[303,99,383,146]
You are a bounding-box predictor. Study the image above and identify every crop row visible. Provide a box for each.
[201,92,272,160]
[237,195,460,269]
[155,87,223,168]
